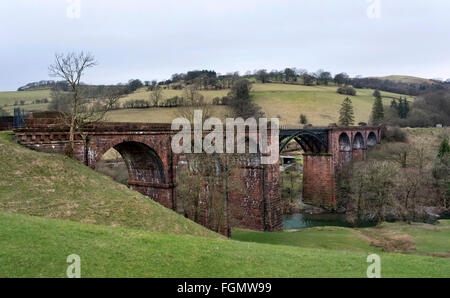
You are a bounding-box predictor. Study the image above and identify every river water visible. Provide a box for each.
[283,213,376,230]
[283,212,447,230]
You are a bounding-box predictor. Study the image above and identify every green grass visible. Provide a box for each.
[1,212,449,277]
[105,105,232,123]
[119,87,229,104]
[251,84,413,126]
[233,227,378,253]
[0,84,412,126]
[373,75,434,85]
[0,131,219,238]
[233,220,450,258]
[0,90,51,112]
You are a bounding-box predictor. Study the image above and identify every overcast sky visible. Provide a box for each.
[1,0,449,90]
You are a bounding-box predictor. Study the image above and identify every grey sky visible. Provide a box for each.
[1,0,449,91]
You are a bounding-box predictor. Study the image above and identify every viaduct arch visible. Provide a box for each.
[14,117,382,233]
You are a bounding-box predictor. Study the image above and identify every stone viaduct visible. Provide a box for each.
[13,115,382,234]
[280,126,383,209]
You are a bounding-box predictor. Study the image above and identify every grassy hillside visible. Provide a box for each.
[0,131,219,238]
[233,220,450,258]
[0,84,412,126]
[0,90,51,115]
[251,84,412,126]
[106,83,412,126]
[373,75,434,85]
[1,212,448,277]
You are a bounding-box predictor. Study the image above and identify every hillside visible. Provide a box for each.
[233,220,450,258]
[1,212,449,277]
[0,90,51,115]
[0,83,412,126]
[373,75,434,85]
[105,83,413,126]
[0,131,219,239]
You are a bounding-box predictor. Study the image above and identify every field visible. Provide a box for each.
[233,220,450,258]
[1,212,449,277]
[373,75,435,85]
[0,84,412,127]
[251,84,413,126]
[0,90,50,114]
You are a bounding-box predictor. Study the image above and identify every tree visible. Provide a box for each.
[227,79,263,119]
[48,52,119,156]
[337,86,356,96]
[319,71,332,85]
[284,68,296,81]
[179,84,209,122]
[370,96,384,125]
[299,114,308,125]
[334,72,349,85]
[433,137,450,208]
[150,81,163,107]
[437,136,450,160]
[349,160,398,224]
[256,69,269,83]
[339,97,355,126]
[373,89,381,99]
[397,98,410,119]
[301,73,314,86]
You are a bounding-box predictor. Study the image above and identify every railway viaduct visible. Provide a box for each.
[13,115,382,233]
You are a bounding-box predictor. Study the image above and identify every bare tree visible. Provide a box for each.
[179,84,211,122]
[150,83,163,107]
[49,52,119,156]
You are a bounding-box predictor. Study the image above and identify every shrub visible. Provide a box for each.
[337,86,356,96]
[383,126,408,143]
[299,114,308,125]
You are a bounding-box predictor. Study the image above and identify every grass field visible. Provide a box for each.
[0,89,51,105]
[1,212,449,277]
[373,75,434,85]
[119,87,229,104]
[0,131,218,238]
[252,84,414,126]
[106,84,413,125]
[0,84,412,127]
[233,220,450,258]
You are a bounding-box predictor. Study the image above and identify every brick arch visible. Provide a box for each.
[353,132,365,149]
[338,132,351,151]
[88,135,169,174]
[111,141,166,184]
[367,131,378,146]
[86,134,176,209]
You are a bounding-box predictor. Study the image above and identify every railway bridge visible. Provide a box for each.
[13,115,382,233]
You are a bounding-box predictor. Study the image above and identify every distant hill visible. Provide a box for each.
[371,75,435,85]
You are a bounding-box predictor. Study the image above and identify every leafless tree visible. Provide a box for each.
[150,83,163,107]
[49,52,119,156]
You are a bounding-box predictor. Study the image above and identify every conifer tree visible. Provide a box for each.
[370,96,384,125]
[438,136,450,160]
[339,97,355,126]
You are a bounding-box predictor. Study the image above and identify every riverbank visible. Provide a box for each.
[233,220,450,258]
